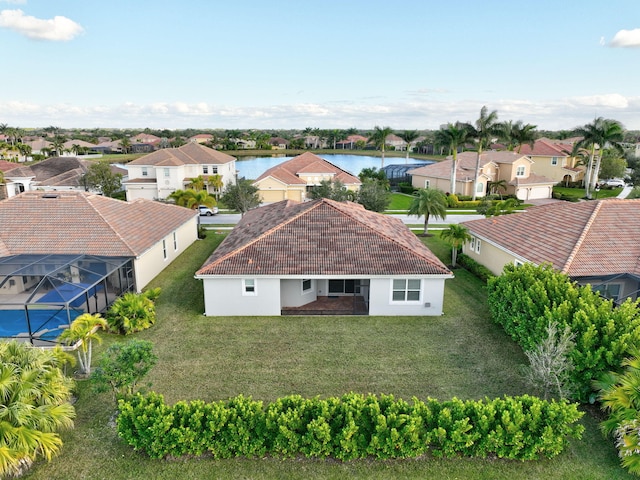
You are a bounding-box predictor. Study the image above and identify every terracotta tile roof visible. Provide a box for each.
[127,143,236,166]
[197,198,451,277]
[0,160,22,173]
[29,157,89,186]
[508,172,555,186]
[462,199,640,277]
[517,139,571,157]
[0,191,196,257]
[254,152,362,186]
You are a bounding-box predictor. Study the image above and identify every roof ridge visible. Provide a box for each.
[561,201,602,274]
[326,200,450,271]
[200,200,314,270]
[85,194,137,256]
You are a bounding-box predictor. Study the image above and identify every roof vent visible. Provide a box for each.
[42,193,59,199]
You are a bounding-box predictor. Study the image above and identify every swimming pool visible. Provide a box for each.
[0,309,80,342]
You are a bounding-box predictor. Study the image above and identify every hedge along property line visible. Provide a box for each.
[117,392,584,461]
[487,263,640,402]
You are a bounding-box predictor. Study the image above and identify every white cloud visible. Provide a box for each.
[0,9,84,41]
[1,96,640,131]
[609,28,640,48]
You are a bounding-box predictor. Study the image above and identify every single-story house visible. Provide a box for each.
[408,151,555,200]
[124,143,237,201]
[461,199,640,303]
[253,152,362,203]
[0,191,198,344]
[195,198,453,316]
[0,157,92,197]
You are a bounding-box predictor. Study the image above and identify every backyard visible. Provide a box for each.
[24,233,630,479]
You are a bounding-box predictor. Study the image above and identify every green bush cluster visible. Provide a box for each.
[552,191,581,202]
[487,263,640,401]
[446,194,459,207]
[457,254,495,282]
[117,391,583,461]
[398,182,415,194]
[106,288,161,334]
[455,200,482,208]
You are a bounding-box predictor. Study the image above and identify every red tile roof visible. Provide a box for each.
[0,191,197,257]
[254,152,361,186]
[197,198,451,277]
[462,199,640,277]
[408,151,527,182]
[127,143,236,167]
[517,139,572,157]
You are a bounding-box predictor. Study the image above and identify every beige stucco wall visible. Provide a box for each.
[410,175,472,196]
[463,236,521,276]
[133,216,198,291]
[125,184,158,201]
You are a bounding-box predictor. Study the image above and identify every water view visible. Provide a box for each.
[235,154,432,180]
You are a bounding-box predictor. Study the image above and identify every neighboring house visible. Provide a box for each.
[124,143,237,201]
[461,199,640,303]
[269,137,290,149]
[93,139,124,154]
[0,191,198,343]
[253,152,362,203]
[25,138,53,156]
[336,135,368,149]
[408,151,555,200]
[189,134,214,144]
[385,134,407,151]
[0,157,93,197]
[62,139,97,156]
[195,198,452,316]
[515,138,584,185]
[236,138,256,149]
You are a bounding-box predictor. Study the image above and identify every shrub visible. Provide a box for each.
[117,392,584,461]
[398,182,415,194]
[106,288,161,334]
[487,263,640,401]
[446,193,459,208]
[457,254,495,282]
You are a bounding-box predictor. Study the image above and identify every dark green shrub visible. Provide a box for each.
[487,263,640,401]
[117,392,583,461]
[398,182,415,194]
[106,288,161,334]
[446,193,459,208]
[458,254,495,282]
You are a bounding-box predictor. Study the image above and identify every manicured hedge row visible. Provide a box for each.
[487,263,640,401]
[457,254,495,283]
[117,391,583,461]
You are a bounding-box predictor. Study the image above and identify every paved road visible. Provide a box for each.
[200,211,484,227]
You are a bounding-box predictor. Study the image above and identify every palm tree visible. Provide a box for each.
[487,179,507,197]
[207,173,224,200]
[440,224,471,267]
[572,117,624,198]
[120,137,131,154]
[467,106,499,201]
[408,188,447,235]
[59,313,107,375]
[435,123,472,195]
[188,175,206,191]
[398,130,419,163]
[513,121,538,153]
[369,126,394,168]
[0,341,75,477]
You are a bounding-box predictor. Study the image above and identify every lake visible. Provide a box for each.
[235,154,432,180]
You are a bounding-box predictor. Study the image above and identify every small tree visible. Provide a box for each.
[520,321,575,400]
[357,178,391,212]
[82,161,123,197]
[440,224,471,267]
[308,179,353,202]
[58,313,107,375]
[221,178,261,216]
[91,339,157,403]
[408,188,447,235]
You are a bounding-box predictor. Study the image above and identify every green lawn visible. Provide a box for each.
[553,185,622,201]
[24,234,631,479]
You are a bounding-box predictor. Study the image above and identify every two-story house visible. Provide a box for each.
[124,143,237,201]
[516,139,584,185]
[408,151,555,200]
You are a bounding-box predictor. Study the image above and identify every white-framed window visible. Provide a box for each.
[211,167,218,174]
[242,279,257,296]
[470,237,476,251]
[476,182,484,193]
[164,168,170,177]
[203,166,209,174]
[516,165,526,177]
[162,239,167,260]
[141,167,148,177]
[391,279,421,302]
[424,180,430,188]
[475,239,481,254]
[173,232,178,251]
[551,157,558,166]
[302,279,312,293]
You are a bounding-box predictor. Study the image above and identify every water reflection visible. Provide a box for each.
[235,154,431,180]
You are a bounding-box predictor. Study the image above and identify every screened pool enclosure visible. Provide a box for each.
[0,254,135,345]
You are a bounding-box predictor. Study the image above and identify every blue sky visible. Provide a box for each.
[1,0,639,131]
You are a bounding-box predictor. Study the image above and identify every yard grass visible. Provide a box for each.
[553,185,622,200]
[24,233,631,479]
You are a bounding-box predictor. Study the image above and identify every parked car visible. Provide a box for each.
[198,205,219,216]
[601,179,626,188]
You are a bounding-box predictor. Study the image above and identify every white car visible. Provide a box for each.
[198,205,219,216]
[601,179,626,188]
